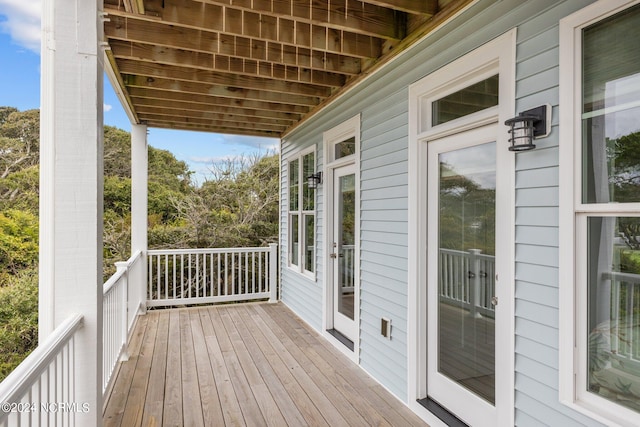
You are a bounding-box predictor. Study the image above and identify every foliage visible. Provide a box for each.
[0,108,39,179]
[0,106,281,380]
[438,161,495,255]
[172,153,279,248]
[0,209,39,278]
[0,268,38,382]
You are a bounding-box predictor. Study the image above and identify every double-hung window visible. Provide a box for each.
[560,1,640,425]
[288,147,316,276]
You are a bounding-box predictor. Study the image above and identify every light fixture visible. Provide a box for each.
[307,172,322,189]
[504,104,550,151]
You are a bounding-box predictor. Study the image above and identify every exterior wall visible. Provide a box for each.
[280,130,324,331]
[280,0,616,425]
[511,2,602,426]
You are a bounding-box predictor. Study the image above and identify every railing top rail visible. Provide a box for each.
[103,250,143,295]
[604,271,640,284]
[439,248,495,259]
[0,314,83,409]
[148,246,272,256]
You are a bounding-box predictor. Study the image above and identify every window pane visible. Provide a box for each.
[335,136,356,160]
[303,152,315,211]
[432,75,499,126]
[582,5,640,203]
[304,214,314,273]
[587,216,640,413]
[289,159,299,210]
[290,214,299,266]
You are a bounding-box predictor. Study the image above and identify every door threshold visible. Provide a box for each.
[326,329,354,351]
[417,397,468,427]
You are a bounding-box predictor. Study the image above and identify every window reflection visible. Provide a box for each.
[588,217,640,412]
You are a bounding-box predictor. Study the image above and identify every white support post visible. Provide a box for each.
[131,124,148,316]
[39,0,104,423]
[269,243,279,302]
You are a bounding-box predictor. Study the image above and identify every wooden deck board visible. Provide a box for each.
[103,302,429,426]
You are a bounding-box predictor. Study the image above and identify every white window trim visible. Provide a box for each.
[287,145,317,279]
[407,29,516,426]
[559,1,640,426]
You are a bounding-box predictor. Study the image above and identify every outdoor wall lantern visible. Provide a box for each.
[307,172,323,189]
[504,104,551,151]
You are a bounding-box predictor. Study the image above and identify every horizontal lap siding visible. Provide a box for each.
[280,1,613,425]
[360,89,410,400]
[513,1,603,425]
[280,131,324,331]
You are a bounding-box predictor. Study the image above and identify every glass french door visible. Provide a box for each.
[331,164,357,342]
[427,124,500,426]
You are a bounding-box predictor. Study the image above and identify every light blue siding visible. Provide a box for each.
[279,0,615,425]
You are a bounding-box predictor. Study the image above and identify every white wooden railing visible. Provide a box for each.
[0,315,84,427]
[147,244,278,307]
[339,245,356,291]
[102,250,143,396]
[605,271,640,367]
[439,248,495,317]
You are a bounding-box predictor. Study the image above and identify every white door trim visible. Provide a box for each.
[322,115,361,362]
[407,29,516,426]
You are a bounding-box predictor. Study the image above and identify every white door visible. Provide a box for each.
[330,163,358,343]
[427,124,506,426]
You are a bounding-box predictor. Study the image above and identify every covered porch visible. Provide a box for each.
[0,0,476,426]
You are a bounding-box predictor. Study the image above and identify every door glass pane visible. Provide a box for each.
[432,75,499,126]
[582,5,640,204]
[338,173,356,320]
[438,142,496,404]
[587,216,640,413]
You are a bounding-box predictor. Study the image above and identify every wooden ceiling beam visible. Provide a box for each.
[143,120,281,138]
[104,6,383,58]
[148,0,403,40]
[137,110,289,131]
[123,75,320,106]
[139,113,285,133]
[361,0,438,15]
[131,97,303,122]
[127,87,312,114]
[116,58,332,98]
[104,16,364,72]
[108,39,347,88]
[135,106,296,127]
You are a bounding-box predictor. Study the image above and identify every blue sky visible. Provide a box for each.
[0,1,279,183]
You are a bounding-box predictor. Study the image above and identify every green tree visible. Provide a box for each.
[0,268,38,382]
[175,153,279,248]
[0,209,38,279]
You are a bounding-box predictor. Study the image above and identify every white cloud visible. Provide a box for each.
[221,134,279,152]
[188,155,234,165]
[0,0,41,53]
[103,103,112,112]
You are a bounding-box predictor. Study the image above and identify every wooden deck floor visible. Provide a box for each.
[103,302,427,427]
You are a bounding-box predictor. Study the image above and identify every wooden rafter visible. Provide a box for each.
[103,0,474,137]
[108,39,347,87]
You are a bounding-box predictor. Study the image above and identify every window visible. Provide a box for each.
[288,148,316,276]
[431,74,499,126]
[560,1,640,424]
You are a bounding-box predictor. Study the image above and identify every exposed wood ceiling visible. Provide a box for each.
[103,0,473,138]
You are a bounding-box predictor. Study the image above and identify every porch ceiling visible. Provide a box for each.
[103,0,473,138]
